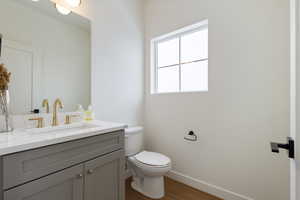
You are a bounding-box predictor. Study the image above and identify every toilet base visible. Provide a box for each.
[131,176,165,199]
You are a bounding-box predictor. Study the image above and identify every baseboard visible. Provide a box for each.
[166,170,254,200]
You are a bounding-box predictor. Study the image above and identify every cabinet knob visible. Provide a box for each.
[76,174,83,179]
[87,169,93,174]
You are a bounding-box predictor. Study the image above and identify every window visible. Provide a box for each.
[151,20,208,94]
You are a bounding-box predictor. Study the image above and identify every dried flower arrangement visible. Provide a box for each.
[0,64,12,132]
[0,64,11,90]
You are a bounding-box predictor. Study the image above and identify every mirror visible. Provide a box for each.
[0,0,91,114]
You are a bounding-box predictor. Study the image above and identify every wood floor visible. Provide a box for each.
[125,177,223,200]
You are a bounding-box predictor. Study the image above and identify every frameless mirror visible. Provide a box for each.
[0,0,91,114]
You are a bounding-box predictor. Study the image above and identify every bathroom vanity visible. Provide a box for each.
[0,1,128,199]
[0,121,126,200]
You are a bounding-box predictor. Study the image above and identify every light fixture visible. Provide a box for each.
[31,0,40,2]
[65,0,81,7]
[55,3,71,15]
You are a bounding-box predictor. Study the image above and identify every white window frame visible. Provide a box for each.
[151,19,208,94]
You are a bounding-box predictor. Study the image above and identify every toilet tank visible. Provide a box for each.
[125,126,144,156]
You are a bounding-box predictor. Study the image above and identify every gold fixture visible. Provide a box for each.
[52,98,64,126]
[65,114,80,124]
[29,117,44,128]
[42,99,50,113]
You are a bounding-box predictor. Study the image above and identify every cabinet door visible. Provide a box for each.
[4,164,84,200]
[84,150,125,200]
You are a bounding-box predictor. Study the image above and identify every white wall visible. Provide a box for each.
[0,0,91,112]
[90,0,144,125]
[144,0,290,200]
[52,0,144,125]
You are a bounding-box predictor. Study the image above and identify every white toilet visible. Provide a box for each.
[125,127,172,199]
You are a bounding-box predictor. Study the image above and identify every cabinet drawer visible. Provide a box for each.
[3,130,124,190]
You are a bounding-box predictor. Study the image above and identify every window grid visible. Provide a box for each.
[156,58,208,69]
[153,22,208,94]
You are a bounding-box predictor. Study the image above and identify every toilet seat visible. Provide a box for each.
[128,152,172,178]
[134,151,171,167]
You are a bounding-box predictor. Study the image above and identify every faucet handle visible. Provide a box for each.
[42,99,50,113]
[65,115,80,125]
[29,117,44,128]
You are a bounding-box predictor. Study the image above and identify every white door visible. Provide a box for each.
[1,40,33,114]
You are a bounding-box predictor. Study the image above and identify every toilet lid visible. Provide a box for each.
[134,151,171,166]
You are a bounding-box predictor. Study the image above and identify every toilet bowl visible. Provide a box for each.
[125,127,172,199]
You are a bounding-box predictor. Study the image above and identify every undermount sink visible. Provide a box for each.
[26,122,100,134]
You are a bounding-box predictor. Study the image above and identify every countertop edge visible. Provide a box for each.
[0,123,127,156]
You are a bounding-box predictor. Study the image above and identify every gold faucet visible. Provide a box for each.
[52,98,63,126]
[42,99,50,113]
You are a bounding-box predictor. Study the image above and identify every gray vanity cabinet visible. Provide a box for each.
[0,130,125,200]
[85,150,125,200]
[4,164,84,200]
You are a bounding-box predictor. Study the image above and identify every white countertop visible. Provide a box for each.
[0,120,127,156]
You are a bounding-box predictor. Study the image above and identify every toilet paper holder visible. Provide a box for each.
[184,131,197,141]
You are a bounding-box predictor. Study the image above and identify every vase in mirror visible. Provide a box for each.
[0,90,13,132]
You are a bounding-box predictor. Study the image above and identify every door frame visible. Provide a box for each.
[291,0,297,199]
